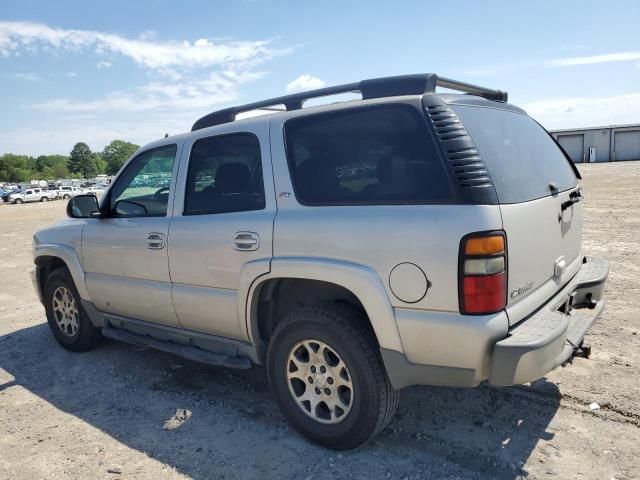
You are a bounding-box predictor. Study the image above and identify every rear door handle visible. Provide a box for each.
[147,232,165,250]
[234,231,259,251]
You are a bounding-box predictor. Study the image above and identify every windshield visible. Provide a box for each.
[452,105,578,203]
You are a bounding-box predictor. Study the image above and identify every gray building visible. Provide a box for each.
[550,123,640,163]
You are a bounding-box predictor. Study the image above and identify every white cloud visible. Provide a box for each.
[547,51,640,67]
[286,74,325,93]
[66,72,77,77]
[13,72,42,81]
[30,71,261,113]
[463,50,640,77]
[0,20,288,72]
[523,93,640,130]
[0,21,293,155]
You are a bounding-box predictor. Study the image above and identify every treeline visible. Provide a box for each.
[0,140,139,183]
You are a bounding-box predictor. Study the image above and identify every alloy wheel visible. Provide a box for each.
[286,339,354,424]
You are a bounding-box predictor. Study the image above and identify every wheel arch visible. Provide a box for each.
[34,244,89,300]
[244,257,404,363]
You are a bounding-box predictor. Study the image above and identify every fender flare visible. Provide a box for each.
[242,256,404,354]
[34,243,90,300]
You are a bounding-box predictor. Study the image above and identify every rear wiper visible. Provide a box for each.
[561,188,582,211]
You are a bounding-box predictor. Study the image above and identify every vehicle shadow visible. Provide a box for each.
[0,323,561,479]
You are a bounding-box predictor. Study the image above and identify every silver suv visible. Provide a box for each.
[32,74,608,450]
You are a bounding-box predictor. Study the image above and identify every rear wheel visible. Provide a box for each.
[63,194,70,199]
[41,196,49,202]
[44,267,101,351]
[267,305,399,450]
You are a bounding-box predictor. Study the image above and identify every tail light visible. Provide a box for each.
[459,232,507,314]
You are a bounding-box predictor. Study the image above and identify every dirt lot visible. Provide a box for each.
[1,162,639,480]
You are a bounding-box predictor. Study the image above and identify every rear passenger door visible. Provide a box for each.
[169,122,275,341]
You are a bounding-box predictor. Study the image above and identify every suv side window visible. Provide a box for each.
[284,104,452,205]
[184,133,265,215]
[108,144,177,217]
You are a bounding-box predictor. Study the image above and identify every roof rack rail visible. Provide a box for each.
[191,73,508,131]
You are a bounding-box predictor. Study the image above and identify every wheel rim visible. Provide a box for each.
[52,286,79,337]
[286,339,354,424]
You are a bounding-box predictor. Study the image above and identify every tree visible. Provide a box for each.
[68,143,97,179]
[102,140,139,175]
[93,153,107,175]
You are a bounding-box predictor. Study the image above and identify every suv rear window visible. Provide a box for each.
[284,105,451,205]
[452,105,578,203]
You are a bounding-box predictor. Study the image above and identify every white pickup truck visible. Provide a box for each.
[8,188,57,204]
[56,186,83,200]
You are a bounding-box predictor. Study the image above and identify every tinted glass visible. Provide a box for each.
[452,105,578,203]
[184,133,265,215]
[109,144,177,217]
[285,105,451,205]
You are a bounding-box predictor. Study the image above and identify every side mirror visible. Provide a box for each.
[114,199,148,216]
[67,194,100,218]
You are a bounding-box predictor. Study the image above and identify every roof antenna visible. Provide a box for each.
[164,133,169,138]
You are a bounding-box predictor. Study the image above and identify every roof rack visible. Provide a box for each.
[191,73,508,131]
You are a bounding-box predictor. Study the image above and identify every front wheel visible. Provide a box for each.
[14,198,23,204]
[44,267,102,351]
[267,305,399,450]
[63,194,70,199]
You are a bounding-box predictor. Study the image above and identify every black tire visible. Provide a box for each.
[14,199,22,204]
[267,305,399,450]
[44,267,102,351]
[63,194,70,199]
[41,196,49,202]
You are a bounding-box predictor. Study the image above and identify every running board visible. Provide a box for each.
[102,326,251,369]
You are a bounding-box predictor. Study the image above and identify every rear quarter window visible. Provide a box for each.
[452,105,578,203]
[284,104,452,205]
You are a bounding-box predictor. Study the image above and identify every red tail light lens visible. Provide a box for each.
[463,273,506,313]
[460,232,507,315]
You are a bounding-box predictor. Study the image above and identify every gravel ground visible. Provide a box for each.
[1,162,639,479]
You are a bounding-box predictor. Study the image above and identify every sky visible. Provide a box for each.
[1,0,639,156]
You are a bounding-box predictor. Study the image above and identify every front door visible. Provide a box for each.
[83,143,182,326]
[168,125,275,341]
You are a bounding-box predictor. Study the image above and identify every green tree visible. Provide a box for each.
[102,140,139,175]
[0,154,34,182]
[52,162,70,178]
[68,142,97,179]
[93,153,107,175]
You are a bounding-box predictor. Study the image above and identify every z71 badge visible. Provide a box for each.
[510,281,534,299]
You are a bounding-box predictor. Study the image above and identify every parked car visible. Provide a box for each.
[1,188,20,202]
[32,73,608,450]
[82,185,107,196]
[9,187,57,204]
[56,186,83,199]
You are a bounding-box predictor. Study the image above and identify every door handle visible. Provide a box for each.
[233,231,259,251]
[147,232,165,250]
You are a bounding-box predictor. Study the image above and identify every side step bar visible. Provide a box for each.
[102,326,251,370]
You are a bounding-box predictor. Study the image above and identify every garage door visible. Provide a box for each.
[614,130,640,161]
[557,134,584,163]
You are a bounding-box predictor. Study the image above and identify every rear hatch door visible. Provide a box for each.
[452,104,582,325]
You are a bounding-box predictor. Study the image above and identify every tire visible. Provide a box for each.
[267,305,399,450]
[41,196,49,202]
[63,194,70,199]
[44,267,102,351]
[14,199,23,204]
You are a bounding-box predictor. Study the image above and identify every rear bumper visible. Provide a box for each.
[488,257,608,386]
[382,257,608,389]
